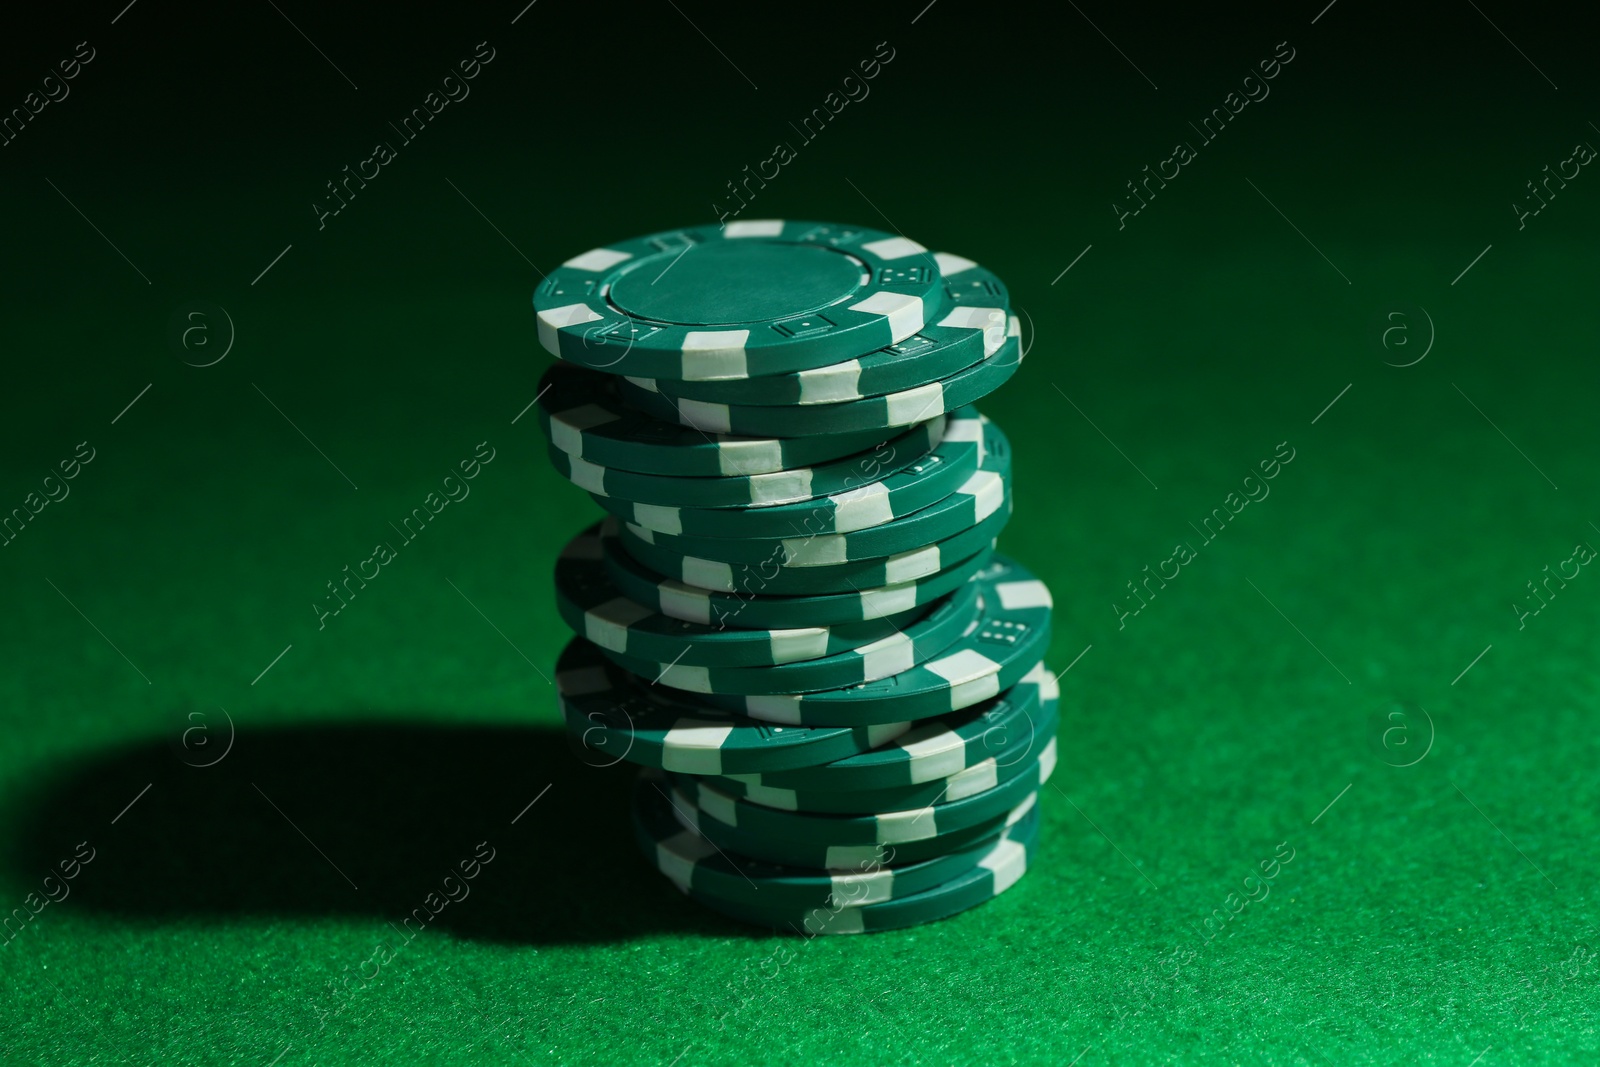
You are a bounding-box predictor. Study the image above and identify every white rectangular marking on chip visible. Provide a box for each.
[550,403,619,456]
[750,468,813,506]
[876,806,938,843]
[565,247,632,272]
[585,596,654,653]
[884,382,943,426]
[807,905,866,935]
[883,545,938,585]
[680,331,750,380]
[694,786,739,826]
[867,720,913,747]
[899,725,967,782]
[624,376,659,393]
[678,396,733,434]
[995,579,1053,610]
[682,556,734,592]
[981,838,1028,893]
[932,251,976,276]
[830,482,894,532]
[862,235,928,260]
[923,649,1004,709]
[823,844,881,869]
[1038,736,1059,782]
[858,582,917,617]
[937,305,1005,331]
[659,580,711,624]
[1005,793,1038,826]
[858,633,914,679]
[725,219,784,238]
[741,783,799,811]
[783,533,846,566]
[632,503,683,536]
[660,662,710,692]
[567,455,608,496]
[536,303,603,354]
[625,523,656,544]
[961,470,1005,521]
[942,416,984,443]
[768,626,830,663]
[718,438,784,475]
[797,361,863,405]
[946,759,998,801]
[661,721,735,774]
[849,291,925,343]
[741,695,803,725]
[830,870,892,905]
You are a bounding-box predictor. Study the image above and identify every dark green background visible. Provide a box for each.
[2,1,1597,1063]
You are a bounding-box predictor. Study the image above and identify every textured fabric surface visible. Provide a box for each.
[2,3,1597,1061]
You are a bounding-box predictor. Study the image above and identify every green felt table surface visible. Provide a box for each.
[3,2,1599,1064]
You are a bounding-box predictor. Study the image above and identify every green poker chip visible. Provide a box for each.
[619,315,1021,438]
[636,253,1008,407]
[555,639,913,775]
[732,661,1058,793]
[616,489,1011,595]
[596,580,976,697]
[631,768,1009,913]
[545,415,944,509]
[554,523,930,668]
[682,796,1041,935]
[675,740,1053,859]
[706,695,1058,814]
[604,520,995,630]
[620,422,1012,567]
[690,555,1052,727]
[668,773,1036,870]
[534,362,913,477]
[590,406,995,539]
[533,220,948,380]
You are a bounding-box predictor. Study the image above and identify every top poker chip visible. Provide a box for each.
[533,220,947,381]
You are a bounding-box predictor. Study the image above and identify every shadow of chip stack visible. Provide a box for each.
[534,220,1056,935]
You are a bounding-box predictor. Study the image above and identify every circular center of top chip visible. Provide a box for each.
[608,242,864,326]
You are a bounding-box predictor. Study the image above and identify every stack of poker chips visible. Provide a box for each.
[534,220,1056,935]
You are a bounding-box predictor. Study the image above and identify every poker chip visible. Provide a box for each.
[605,524,995,630]
[706,694,1059,814]
[616,422,1011,567]
[684,795,1041,935]
[589,406,995,539]
[597,581,979,696]
[630,768,1009,912]
[732,662,1058,793]
[554,523,931,668]
[535,223,1055,932]
[691,556,1053,727]
[619,315,1022,438]
[533,220,946,380]
[631,255,1008,407]
[535,362,916,476]
[674,736,1055,852]
[616,489,1011,595]
[545,414,945,509]
[555,639,911,775]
